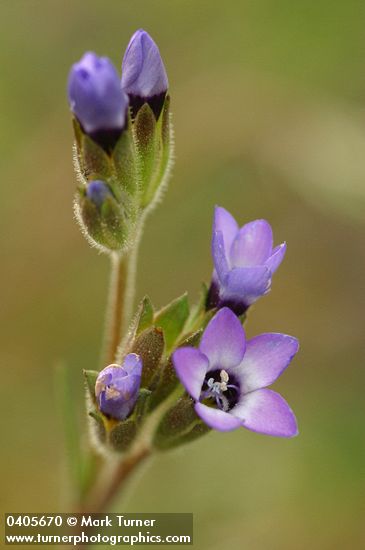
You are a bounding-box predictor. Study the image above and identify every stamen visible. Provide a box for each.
[220,370,229,383]
[200,369,237,412]
[216,394,229,412]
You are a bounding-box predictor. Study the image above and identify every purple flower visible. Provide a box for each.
[68,52,128,147]
[95,354,142,420]
[207,207,287,314]
[86,180,112,208]
[121,29,168,118]
[173,308,298,436]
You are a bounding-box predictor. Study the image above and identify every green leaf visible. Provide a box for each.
[109,419,137,452]
[133,389,152,425]
[130,327,165,388]
[154,293,189,353]
[89,410,107,445]
[153,395,210,450]
[78,188,135,253]
[148,329,202,411]
[134,103,157,151]
[134,104,158,203]
[83,370,98,404]
[75,122,112,180]
[147,95,172,203]
[161,95,171,146]
[112,126,139,196]
[155,422,210,451]
[183,283,210,334]
[132,97,173,209]
[135,296,154,335]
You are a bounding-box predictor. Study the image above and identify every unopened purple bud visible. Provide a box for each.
[86,180,112,208]
[95,354,142,420]
[122,29,168,118]
[68,52,128,137]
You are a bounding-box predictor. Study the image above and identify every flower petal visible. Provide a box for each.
[68,52,127,134]
[235,333,299,393]
[223,266,271,300]
[122,29,168,98]
[212,231,229,281]
[195,402,242,432]
[230,219,273,267]
[123,353,143,376]
[232,389,298,437]
[213,206,239,254]
[265,243,286,274]
[172,347,209,400]
[199,307,246,369]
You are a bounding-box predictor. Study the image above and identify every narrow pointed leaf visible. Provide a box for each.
[154,293,189,352]
[83,370,98,404]
[112,126,138,196]
[153,395,210,450]
[135,296,154,335]
[89,410,107,444]
[130,327,164,388]
[148,329,202,411]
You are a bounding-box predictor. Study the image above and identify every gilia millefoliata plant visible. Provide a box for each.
[66,29,299,513]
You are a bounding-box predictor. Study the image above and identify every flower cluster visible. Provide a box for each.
[89,204,298,443]
[68,29,168,146]
[69,31,299,456]
[68,30,172,253]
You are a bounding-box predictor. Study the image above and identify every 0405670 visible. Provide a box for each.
[6,515,63,527]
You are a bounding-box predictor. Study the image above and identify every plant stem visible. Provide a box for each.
[101,227,143,368]
[80,445,151,514]
[72,446,150,550]
[101,252,127,366]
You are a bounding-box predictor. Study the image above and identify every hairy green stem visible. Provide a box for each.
[79,444,151,514]
[100,230,142,367]
[101,252,128,367]
[122,226,142,341]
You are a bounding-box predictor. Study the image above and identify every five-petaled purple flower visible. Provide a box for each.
[207,207,287,315]
[68,52,128,148]
[122,29,168,118]
[173,308,298,436]
[95,354,142,420]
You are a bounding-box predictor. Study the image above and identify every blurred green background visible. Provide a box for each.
[1,1,365,548]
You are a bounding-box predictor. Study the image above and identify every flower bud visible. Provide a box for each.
[68,52,128,150]
[76,179,137,252]
[153,396,210,451]
[122,29,168,119]
[95,354,142,420]
[85,179,112,207]
[121,31,172,210]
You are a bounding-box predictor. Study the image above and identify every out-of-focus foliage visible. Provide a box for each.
[1,1,364,549]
